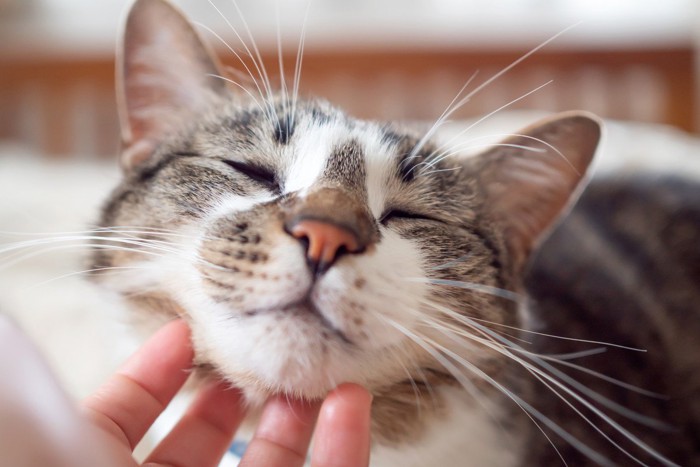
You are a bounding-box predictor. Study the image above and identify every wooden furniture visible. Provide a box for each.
[0,1,696,159]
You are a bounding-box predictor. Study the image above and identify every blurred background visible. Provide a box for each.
[1,0,699,435]
[0,0,698,159]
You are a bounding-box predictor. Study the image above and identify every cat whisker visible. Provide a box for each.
[446,22,580,109]
[382,317,490,407]
[205,0,278,127]
[409,22,581,170]
[361,305,440,413]
[412,366,441,415]
[422,302,677,465]
[417,167,462,177]
[407,276,523,303]
[430,254,474,271]
[0,225,211,259]
[454,312,648,353]
[363,288,656,465]
[20,265,166,292]
[422,80,554,171]
[222,64,258,88]
[406,70,480,163]
[0,235,154,258]
[291,0,312,129]
[427,331,607,467]
[0,243,164,272]
[194,21,268,115]
[425,142,547,164]
[427,301,671,428]
[525,365,656,467]
[380,315,572,467]
[207,73,267,115]
[439,132,567,156]
[528,351,667,399]
[0,233,218,274]
[95,225,188,234]
[274,2,292,135]
[1,226,188,239]
[225,0,280,126]
[412,276,647,352]
[388,346,427,418]
[532,348,608,361]
[418,314,641,466]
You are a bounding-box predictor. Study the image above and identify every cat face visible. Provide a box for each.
[93,0,600,419]
[96,95,510,399]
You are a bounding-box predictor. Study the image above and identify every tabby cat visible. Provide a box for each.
[90,0,700,465]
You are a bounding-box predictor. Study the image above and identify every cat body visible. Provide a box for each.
[523,176,700,465]
[90,0,699,465]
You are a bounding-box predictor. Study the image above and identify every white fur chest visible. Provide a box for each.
[369,386,522,467]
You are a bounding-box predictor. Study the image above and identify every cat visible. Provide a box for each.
[89,0,700,465]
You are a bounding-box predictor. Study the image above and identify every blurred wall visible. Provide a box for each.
[0,0,697,158]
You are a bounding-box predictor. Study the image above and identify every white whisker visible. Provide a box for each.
[194,20,270,119]
[205,0,278,126]
[383,316,571,467]
[423,301,677,465]
[274,0,290,129]
[409,22,582,170]
[534,348,608,361]
[423,80,553,171]
[21,265,165,292]
[291,0,312,127]
[532,352,667,399]
[408,277,523,302]
[430,254,473,271]
[207,73,266,114]
[224,0,278,122]
[406,71,480,162]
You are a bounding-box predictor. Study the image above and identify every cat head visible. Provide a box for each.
[94,0,600,417]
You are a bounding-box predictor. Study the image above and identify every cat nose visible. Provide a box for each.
[288,219,361,276]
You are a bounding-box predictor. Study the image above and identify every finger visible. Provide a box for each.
[239,395,322,467]
[143,379,245,467]
[311,384,373,467]
[82,319,193,450]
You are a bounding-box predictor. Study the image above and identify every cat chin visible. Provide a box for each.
[187,314,363,399]
[226,370,346,403]
[185,307,428,403]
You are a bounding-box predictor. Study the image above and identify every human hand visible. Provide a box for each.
[84,319,373,467]
[0,317,372,467]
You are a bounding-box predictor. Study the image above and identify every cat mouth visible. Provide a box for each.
[243,297,353,344]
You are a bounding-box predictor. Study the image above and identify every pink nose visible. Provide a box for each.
[288,219,360,275]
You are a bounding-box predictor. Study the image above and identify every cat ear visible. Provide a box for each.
[469,111,601,271]
[117,0,227,169]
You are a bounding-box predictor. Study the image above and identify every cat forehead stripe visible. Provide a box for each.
[363,126,397,217]
[283,120,343,194]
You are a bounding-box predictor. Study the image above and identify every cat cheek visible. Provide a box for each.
[313,236,428,348]
[198,241,310,312]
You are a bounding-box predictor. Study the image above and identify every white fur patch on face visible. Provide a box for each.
[283,120,345,195]
[363,125,396,218]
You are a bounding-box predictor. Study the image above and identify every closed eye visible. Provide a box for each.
[379,209,439,225]
[222,160,278,192]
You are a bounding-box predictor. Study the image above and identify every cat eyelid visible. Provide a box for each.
[222,159,279,191]
[379,209,441,225]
